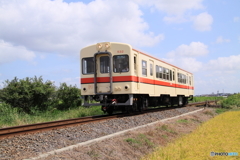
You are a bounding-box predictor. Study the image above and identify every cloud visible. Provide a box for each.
[164,42,208,73]
[0,0,163,57]
[192,12,213,31]
[136,0,204,23]
[205,55,240,71]
[135,0,204,15]
[0,40,36,65]
[167,42,209,58]
[216,36,230,44]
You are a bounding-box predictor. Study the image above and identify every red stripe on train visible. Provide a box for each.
[81,76,194,90]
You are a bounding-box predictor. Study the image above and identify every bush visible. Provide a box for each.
[56,82,81,110]
[220,93,240,109]
[0,76,56,114]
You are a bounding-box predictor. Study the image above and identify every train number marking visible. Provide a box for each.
[117,50,124,53]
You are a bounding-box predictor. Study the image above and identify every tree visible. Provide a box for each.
[0,76,56,113]
[56,82,81,110]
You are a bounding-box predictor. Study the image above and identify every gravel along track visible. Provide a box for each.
[0,106,201,160]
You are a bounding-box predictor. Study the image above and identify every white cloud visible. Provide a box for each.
[206,55,240,71]
[137,0,204,15]
[167,42,209,58]
[164,42,208,73]
[0,0,163,57]
[216,36,230,44]
[135,0,204,23]
[192,12,213,31]
[0,40,36,65]
[233,17,239,22]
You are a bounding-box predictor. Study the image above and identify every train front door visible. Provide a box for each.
[94,52,113,94]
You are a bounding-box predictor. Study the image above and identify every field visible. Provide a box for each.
[143,111,240,160]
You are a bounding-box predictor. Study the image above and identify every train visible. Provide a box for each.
[80,42,194,114]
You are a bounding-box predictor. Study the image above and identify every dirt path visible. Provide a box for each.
[40,108,217,160]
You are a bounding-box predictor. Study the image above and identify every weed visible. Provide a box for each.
[87,150,99,158]
[162,135,168,139]
[203,110,214,116]
[215,108,228,114]
[125,134,155,148]
[158,125,177,134]
[177,119,189,123]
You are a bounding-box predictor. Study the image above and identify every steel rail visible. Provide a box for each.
[0,100,216,139]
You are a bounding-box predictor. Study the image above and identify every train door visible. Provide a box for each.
[134,54,139,92]
[94,52,112,94]
[172,68,177,96]
[149,60,154,95]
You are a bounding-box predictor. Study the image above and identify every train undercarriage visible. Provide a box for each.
[83,94,193,115]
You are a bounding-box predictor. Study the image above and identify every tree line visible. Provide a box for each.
[0,76,81,114]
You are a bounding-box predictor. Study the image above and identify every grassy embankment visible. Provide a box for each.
[143,111,240,160]
[0,103,102,128]
[144,94,240,160]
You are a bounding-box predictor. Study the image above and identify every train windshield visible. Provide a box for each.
[82,57,94,74]
[113,55,129,73]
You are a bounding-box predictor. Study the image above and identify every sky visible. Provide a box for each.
[0,0,240,95]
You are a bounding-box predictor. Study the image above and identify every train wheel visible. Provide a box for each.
[137,101,144,112]
[132,102,138,112]
[178,96,183,107]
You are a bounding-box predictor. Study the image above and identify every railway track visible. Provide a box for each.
[0,101,216,139]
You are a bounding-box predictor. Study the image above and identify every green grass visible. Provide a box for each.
[0,103,102,128]
[191,96,224,102]
[125,134,155,148]
[177,119,189,123]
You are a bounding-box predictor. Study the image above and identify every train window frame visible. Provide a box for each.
[142,60,147,76]
[100,56,110,74]
[113,55,129,73]
[82,57,94,75]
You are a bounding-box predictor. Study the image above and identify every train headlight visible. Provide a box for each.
[96,43,102,51]
[105,42,110,50]
[125,85,129,90]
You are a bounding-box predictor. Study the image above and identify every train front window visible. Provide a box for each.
[100,56,110,73]
[82,57,94,74]
[113,55,129,73]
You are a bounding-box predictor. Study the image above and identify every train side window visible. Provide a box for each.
[189,76,191,85]
[142,60,147,76]
[82,57,94,74]
[159,66,163,79]
[163,68,166,79]
[150,63,153,76]
[173,71,175,81]
[166,69,169,80]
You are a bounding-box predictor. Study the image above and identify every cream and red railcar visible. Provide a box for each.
[80,42,194,114]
